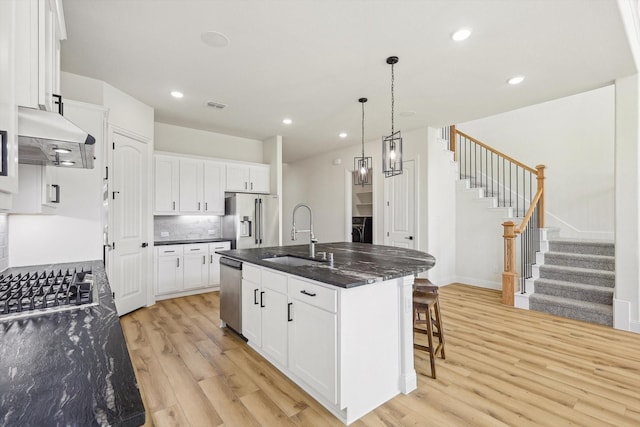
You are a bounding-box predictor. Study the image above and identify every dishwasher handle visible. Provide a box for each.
[219,257,243,270]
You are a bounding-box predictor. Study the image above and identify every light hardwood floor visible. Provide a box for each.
[120,284,640,426]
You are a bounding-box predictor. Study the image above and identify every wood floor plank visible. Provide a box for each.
[121,284,640,426]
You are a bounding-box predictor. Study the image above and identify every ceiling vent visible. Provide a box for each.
[206,101,227,110]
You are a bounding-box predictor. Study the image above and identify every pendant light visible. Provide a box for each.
[382,56,403,177]
[354,97,372,186]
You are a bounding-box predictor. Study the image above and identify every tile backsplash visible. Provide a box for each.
[154,215,223,242]
[0,214,7,271]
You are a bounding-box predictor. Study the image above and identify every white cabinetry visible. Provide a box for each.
[156,245,184,295]
[261,269,289,366]
[287,277,337,404]
[11,164,60,213]
[155,241,231,298]
[208,241,230,287]
[15,0,65,111]
[226,163,270,193]
[153,154,225,215]
[154,155,179,213]
[241,263,262,345]
[182,243,209,290]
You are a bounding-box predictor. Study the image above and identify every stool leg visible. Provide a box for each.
[425,303,436,379]
[434,299,445,359]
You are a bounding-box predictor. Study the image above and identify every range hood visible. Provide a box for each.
[18,106,96,169]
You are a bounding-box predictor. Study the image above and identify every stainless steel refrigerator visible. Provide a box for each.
[222,193,279,248]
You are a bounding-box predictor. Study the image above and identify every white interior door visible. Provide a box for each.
[384,160,416,248]
[110,130,149,315]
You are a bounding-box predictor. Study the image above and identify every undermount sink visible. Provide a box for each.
[262,255,323,267]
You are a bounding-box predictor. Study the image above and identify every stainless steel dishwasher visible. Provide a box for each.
[219,257,243,335]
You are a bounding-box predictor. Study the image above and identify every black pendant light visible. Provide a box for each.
[382,56,403,177]
[354,97,372,186]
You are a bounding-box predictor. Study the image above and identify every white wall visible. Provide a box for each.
[263,135,283,245]
[458,85,615,240]
[154,122,263,163]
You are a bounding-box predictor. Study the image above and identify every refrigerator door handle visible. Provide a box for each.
[254,198,259,244]
[259,198,264,244]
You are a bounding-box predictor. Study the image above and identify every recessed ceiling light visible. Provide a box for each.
[53,147,72,154]
[60,160,75,166]
[170,91,184,98]
[508,76,525,85]
[339,132,347,138]
[282,118,292,125]
[451,28,472,41]
[201,31,230,48]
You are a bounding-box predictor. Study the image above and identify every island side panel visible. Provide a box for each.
[398,274,418,393]
[339,277,404,423]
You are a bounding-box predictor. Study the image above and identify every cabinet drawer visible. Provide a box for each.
[209,241,231,252]
[288,277,337,313]
[184,243,209,253]
[157,246,184,257]
[243,263,261,283]
[262,268,287,294]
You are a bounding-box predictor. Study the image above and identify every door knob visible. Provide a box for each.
[141,242,148,248]
[405,236,414,240]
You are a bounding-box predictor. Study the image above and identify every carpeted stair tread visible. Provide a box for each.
[529,293,612,326]
[548,239,615,256]
[533,278,613,304]
[538,264,615,287]
[544,252,614,271]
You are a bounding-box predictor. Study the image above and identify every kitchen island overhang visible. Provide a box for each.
[217,242,435,425]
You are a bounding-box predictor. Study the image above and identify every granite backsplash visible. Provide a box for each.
[154,215,223,242]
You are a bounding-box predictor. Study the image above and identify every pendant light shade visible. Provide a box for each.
[354,97,372,186]
[382,56,403,177]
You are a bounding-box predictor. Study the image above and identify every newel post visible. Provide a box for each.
[536,165,546,228]
[502,221,518,306]
[449,125,457,161]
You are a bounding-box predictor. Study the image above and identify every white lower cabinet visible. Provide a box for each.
[182,244,209,290]
[241,263,338,406]
[155,241,231,297]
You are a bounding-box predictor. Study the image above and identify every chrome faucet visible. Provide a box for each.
[292,203,317,258]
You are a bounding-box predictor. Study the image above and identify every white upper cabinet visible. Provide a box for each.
[179,158,204,213]
[154,155,179,213]
[203,161,225,214]
[15,0,65,112]
[226,163,270,194]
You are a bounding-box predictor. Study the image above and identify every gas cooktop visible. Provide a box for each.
[0,268,98,321]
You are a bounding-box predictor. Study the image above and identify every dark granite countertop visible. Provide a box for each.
[217,242,435,288]
[0,260,145,427]
[154,238,233,246]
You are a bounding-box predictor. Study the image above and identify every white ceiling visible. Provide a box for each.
[60,0,636,163]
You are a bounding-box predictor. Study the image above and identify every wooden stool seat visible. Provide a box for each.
[413,279,446,379]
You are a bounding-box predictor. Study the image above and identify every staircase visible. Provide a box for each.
[529,238,615,326]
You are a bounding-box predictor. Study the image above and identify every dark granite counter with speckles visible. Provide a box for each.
[0,260,145,427]
[154,238,233,246]
[217,242,435,288]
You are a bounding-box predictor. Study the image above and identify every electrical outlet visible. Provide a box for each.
[208,230,215,235]
[160,231,169,237]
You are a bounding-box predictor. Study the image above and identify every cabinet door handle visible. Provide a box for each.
[177,258,180,267]
[260,291,265,308]
[254,288,259,305]
[202,255,206,264]
[165,250,175,253]
[300,290,317,297]
[173,201,176,210]
[198,202,201,211]
[205,202,208,211]
[288,302,293,322]
[210,254,213,263]
[51,184,60,203]
[251,182,254,190]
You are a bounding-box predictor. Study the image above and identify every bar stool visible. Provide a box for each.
[413,278,445,379]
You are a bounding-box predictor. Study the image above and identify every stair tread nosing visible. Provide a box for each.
[543,252,615,271]
[549,238,614,246]
[545,251,615,262]
[529,294,613,326]
[533,279,613,304]
[529,293,613,313]
[534,278,614,295]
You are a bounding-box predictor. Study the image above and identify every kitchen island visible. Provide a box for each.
[0,260,145,426]
[217,242,435,425]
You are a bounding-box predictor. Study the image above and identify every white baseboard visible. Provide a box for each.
[631,320,640,334]
[514,292,531,310]
[613,298,631,331]
[454,276,501,290]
